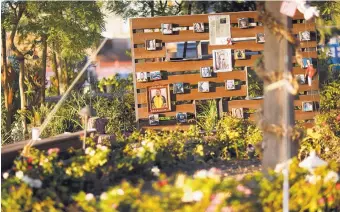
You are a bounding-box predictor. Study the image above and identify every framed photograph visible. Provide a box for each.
[173,82,184,94]
[148,85,171,113]
[212,49,232,72]
[302,101,313,112]
[238,18,249,29]
[256,33,265,43]
[200,67,212,78]
[146,39,157,51]
[226,80,235,90]
[302,58,312,68]
[161,23,173,35]
[136,72,148,82]
[299,31,311,41]
[176,112,187,123]
[231,108,244,118]
[234,49,246,60]
[165,41,202,61]
[209,15,231,45]
[193,22,205,33]
[198,81,209,93]
[149,114,160,125]
[295,74,306,84]
[150,71,162,81]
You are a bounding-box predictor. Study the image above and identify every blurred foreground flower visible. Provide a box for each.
[151,166,160,176]
[85,193,94,201]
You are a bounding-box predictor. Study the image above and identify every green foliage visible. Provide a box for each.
[196,100,218,136]
[320,80,340,111]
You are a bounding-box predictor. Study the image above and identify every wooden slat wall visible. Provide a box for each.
[130,11,319,130]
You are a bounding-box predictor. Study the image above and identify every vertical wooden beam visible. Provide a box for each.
[262,2,297,170]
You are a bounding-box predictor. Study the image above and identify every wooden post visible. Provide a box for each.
[262,1,297,170]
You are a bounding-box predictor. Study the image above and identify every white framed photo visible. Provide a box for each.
[176,112,187,123]
[150,71,162,81]
[193,22,205,33]
[302,101,313,112]
[200,67,212,78]
[295,74,306,84]
[234,49,246,60]
[146,39,157,51]
[136,72,148,82]
[256,33,265,43]
[212,49,232,72]
[238,18,249,29]
[161,23,173,35]
[299,31,311,41]
[226,80,235,90]
[173,82,184,94]
[231,108,244,118]
[149,114,160,125]
[198,81,209,93]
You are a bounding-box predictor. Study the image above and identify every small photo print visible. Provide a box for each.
[234,49,246,60]
[146,39,157,51]
[161,23,173,35]
[226,80,235,90]
[299,31,311,41]
[173,82,184,94]
[302,58,312,68]
[148,85,171,113]
[212,49,232,72]
[149,114,160,125]
[150,71,162,81]
[198,81,209,93]
[200,67,212,78]
[231,108,244,119]
[256,33,265,43]
[193,23,205,33]
[295,74,306,84]
[176,112,187,123]
[238,18,249,29]
[302,101,313,112]
[136,72,148,82]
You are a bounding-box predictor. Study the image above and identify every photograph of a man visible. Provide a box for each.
[137,72,148,82]
[176,112,187,123]
[148,85,171,112]
[200,67,212,78]
[238,18,249,29]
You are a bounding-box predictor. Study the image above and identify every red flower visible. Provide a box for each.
[27,165,33,170]
[336,183,340,190]
[318,198,325,205]
[327,196,334,203]
[157,179,168,187]
[27,157,33,164]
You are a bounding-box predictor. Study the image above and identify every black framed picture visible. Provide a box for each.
[238,18,249,29]
[176,112,187,123]
[146,39,157,51]
[161,23,173,35]
[173,82,184,94]
[193,22,204,33]
[136,72,148,82]
[149,114,160,125]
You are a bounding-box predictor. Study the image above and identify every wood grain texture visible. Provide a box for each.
[298,79,319,91]
[140,124,192,131]
[249,110,318,121]
[138,103,195,119]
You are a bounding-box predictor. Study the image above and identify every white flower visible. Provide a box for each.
[3,172,9,179]
[306,174,321,184]
[100,145,108,151]
[141,140,147,146]
[15,171,24,179]
[100,192,108,200]
[324,171,339,183]
[181,189,194,202]
[89,149,96,156]
[151,166,160,176]
[44,158,49,163]
[85,147,91,155]
[85,193,94,201]
[117,189,124,195]
[194,170,208,179]
[192,191,203,202]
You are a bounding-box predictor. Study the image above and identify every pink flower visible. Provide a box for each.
[318,198,325,205]
[48,148,60,155]
[244,188,252,196]
[221,206,233,212]
[236,185,246,192]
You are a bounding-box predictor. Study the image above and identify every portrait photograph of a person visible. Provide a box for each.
[173,82,184,94]
[198,81,209,93]
[238,18,249,29]
[146,39,157,51]
[295,74,306,85]
[256,33,265,43]
[161,23,173,35]
[302,102,313,112]
[200,67,212,78]
[302,58,313,68]
[136,72,148,82]
[193,22,204,33]
[176,112,187,123]
[213,49,232,72]
[226,80,235,90]
[150,71,162,81]
[149,114,160,125]
[299,31,311,41]
[303,59,316,86]
[231,108,244,118]
[234,49,246,60]
[148,85,171,113]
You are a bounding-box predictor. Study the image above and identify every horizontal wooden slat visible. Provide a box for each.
[136,71,246,89]
[141,125,192,131]
[138,104,195,119]
[299,94,320,101]
[249,111,318,121]
[298,79,319,91]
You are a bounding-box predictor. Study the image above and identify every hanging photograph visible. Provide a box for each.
[301,58,312,68]
[212,49,232,72]
[146,39,157,51]
[256,33,265,43]
[136,72,148,82]
[234,49,246,60]
[149,114,160,126]
[226,80,235,90]
[302,101,313,112]
[176,112,187,123]
[295,74,306,84]
[161,23,173,35]
[208,15,232,45]
[238,18,249,29]
[299,31,311,41]
[200,67,212,78]
[198,81,210,93]
[150,71,162,81]
[165,41,202,61]
[148,85,171,113]
[193,23,205,33]
[173,82,184,94]
[231,108,244,118]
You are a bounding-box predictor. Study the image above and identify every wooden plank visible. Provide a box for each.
[298,79,319,91]
[136,71,246,89]
[249,110,318,121]
[299,94,320,101]
[138,103,195,119]
[141,125,192,131]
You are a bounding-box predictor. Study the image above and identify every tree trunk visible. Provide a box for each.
[40,34,47,104]
[18,56,27,135]
[51,51,60,95]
